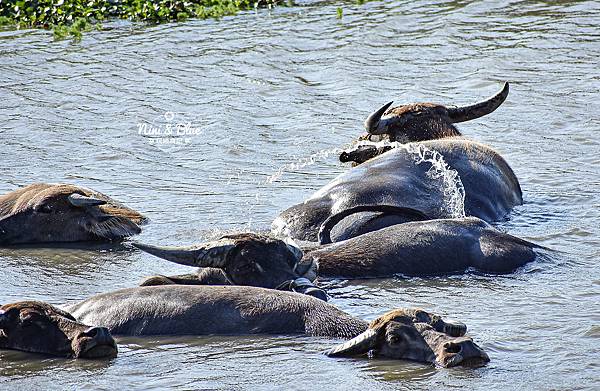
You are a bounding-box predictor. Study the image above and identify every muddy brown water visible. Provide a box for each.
[1,1,599,389]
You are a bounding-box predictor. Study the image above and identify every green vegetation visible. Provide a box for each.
[0,0,282,40]
[336,0,379,22]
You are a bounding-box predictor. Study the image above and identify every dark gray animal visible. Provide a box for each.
[310,205,540,278]
[67,285,489,367]
[0,183,146,245]
[363,82,510,142]
[0,301,117,358]
[272,83,522,242]
[134,206,541,287]
[134,233,327,301]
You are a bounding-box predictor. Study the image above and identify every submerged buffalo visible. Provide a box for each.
[134,233,327,301]
[272,83,522,242]
[67,285,489,368]
[363,82,510,143]
[311,205,542,278]
[134,205,543,288]
[0,301,117,358]
[0,183,146,245]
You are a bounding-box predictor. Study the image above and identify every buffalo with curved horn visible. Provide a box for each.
[273,83,521,242]
[1,289,489,367]
[0,183,146,245]
[65,285,489,368]
[309,204,542,278]
[134,205,543,289]
[364,82,509,142]
[134,233,327,301]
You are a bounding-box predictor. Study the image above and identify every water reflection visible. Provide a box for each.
[0,349,115,377]
[358,358,438,382]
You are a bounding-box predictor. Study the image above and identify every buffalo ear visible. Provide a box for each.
[412,310,467,337]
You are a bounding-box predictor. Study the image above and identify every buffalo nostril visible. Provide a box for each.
[83,326,110,338]
[444,342,461,354]
[82,327,114,344]
[83,327,99,337]
[305,287,328,302]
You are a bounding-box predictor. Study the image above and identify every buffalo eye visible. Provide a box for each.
[19,312,36,326]
[19,312,46,328]
[235,263,256,274]
[388,334,402,345]
[35,204,53,214]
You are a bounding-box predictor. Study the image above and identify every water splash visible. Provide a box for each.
[404,143,466,218]
[217,147,344,232]
[351,140,466,218]
[266,147,344,183]
[267,140,465,218]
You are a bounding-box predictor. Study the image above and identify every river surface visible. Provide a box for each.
[0,0,599,389]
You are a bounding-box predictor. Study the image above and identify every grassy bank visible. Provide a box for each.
[0,0,282,40]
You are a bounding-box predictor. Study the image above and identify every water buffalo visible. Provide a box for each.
[0,183,146,245]
[272,83,522,242]
[0,301,117,358]
[363,82,510,143]
[66,285,489,367]
[134,205,542,287]
[310,205,541,278]
[133,233,327,301]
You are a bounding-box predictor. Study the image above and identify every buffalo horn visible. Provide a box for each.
[319,204,430,245]
[132,239,236,268]
[325,328,378,357]
[440,319,468,337]
[68,193,107,207]
[446,82,509,123]
[364,101,394,134]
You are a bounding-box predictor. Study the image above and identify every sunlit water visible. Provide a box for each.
[1,0,599,389]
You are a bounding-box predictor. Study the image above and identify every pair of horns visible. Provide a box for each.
[364,82,510,134]
[68,193,107,208]
[326,309,467,357]
[132,238,237,268]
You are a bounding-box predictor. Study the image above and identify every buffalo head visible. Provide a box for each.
[133,233,326,300]
[0,301,117,359]
[326,308,489,368]
[0,183,146,245]
[364,82,509,143]
[339,143,393,166]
